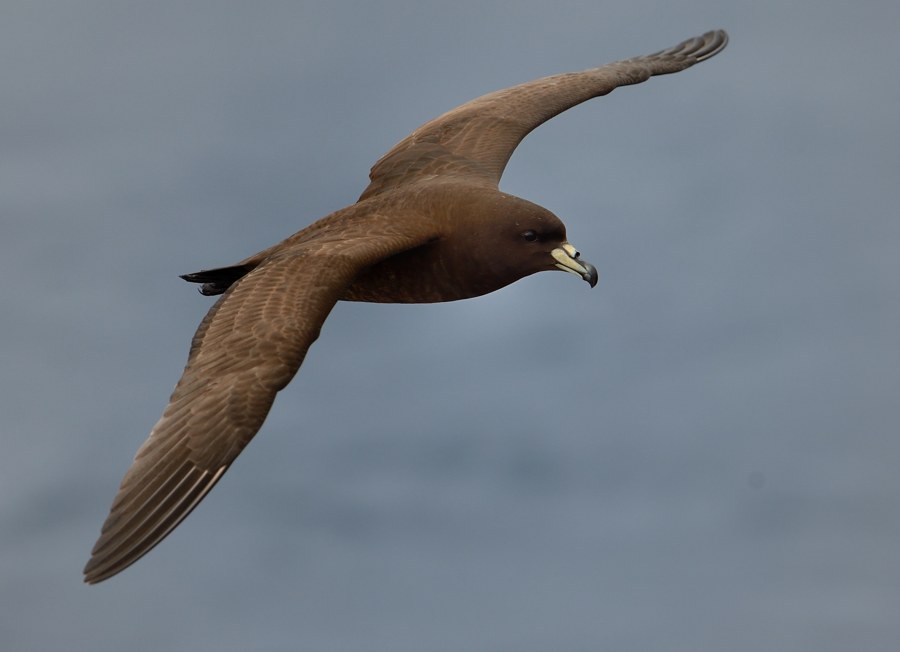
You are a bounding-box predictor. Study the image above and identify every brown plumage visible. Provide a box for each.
[84,30,728,584]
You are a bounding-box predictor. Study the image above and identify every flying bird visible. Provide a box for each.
[84,30,728,583]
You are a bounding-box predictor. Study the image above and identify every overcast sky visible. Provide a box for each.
[3,1,899,650]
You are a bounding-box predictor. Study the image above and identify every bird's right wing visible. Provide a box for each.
[84,225,435,584]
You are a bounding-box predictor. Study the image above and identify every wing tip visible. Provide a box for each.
[695,29,729,61]
[640,29,729,67]
[83,464,228,584]
[673,29,729,62]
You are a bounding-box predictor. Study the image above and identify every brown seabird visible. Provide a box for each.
[84,30,728,583]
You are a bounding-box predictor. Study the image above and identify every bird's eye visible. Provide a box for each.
[522,230,538,242]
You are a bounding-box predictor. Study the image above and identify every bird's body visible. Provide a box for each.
[84,30,728,583]
[193,185,573,304]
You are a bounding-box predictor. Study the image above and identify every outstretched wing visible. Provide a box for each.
[84,226,433,584]
[360,30,727,200]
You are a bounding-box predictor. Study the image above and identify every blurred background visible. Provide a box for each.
[2,1,898,650]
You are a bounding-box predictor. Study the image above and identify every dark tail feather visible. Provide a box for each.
[180,264,253,296]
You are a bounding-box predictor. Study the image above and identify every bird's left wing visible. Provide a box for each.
[84,226,434,584]
[360,30,727,200]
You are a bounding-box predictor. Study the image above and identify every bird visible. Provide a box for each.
[84,29,728,584]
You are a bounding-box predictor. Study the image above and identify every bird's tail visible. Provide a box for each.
[180,264,253,296]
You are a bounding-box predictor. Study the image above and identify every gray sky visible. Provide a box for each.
[3,1,899,650]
